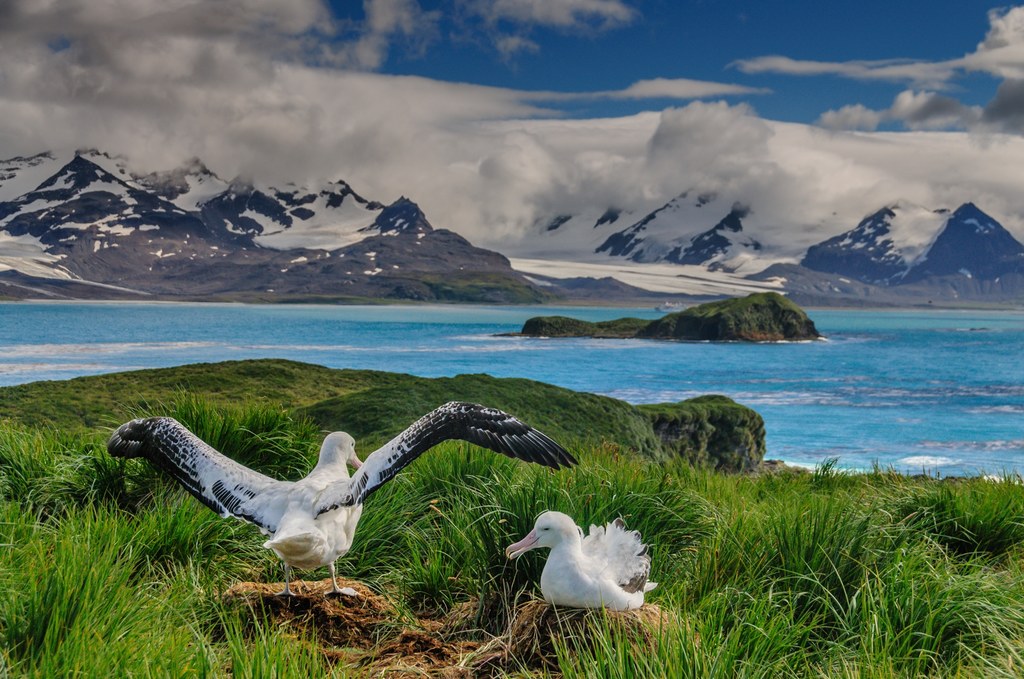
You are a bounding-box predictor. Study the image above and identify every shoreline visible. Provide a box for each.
[2,295,1023,313]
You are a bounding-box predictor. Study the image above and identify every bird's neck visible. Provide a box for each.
[550,536,585,561]
[309,458,350,479]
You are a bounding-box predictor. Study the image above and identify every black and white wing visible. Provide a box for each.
[107,417,289,533]
[316,401,575,514]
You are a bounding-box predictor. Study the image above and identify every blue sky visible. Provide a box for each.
[2,0,1024,247]
[329,1,1002,126]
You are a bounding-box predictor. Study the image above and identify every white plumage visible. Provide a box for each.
[506,510,657,610]
[108,402,575,596]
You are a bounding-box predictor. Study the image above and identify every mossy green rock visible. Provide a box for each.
[638,395,766,472]
[520,315,650,338]
[0,359,765,472]
[639,292,820,341]
[520,292,821,342]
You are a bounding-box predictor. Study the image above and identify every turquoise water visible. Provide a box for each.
[2,302,1022,476]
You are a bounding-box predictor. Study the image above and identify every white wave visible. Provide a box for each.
[0,362,111,375]
[0,341,220,358]
[898,455,959,467]
[968,405,1024,414]
[919,439,1024,452]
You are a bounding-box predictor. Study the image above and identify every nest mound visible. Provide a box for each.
[468,599,676,673]
[359,619,480,678]
[222,577,395,649]
[222,579,481,676]
[223,582,674,676]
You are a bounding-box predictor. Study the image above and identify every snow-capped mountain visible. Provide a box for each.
[3,147,1023,304]
[662,204,763,271]
[592,193,767,272]
[901,203,1024,283]
[136,158,229,212]
[801,202,1024,286]
[801,203,948,284]
[0,152,65,202]
[0,151,542,303]
[0,154,204,247]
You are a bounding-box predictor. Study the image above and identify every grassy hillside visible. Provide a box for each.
[0,359,763,468]
[1,399,1023,677]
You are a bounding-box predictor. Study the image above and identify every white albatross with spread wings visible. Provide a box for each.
[107,401,576,596]
[506,510,657,610]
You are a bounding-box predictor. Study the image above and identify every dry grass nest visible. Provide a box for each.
[222,577,396,650]
[222,581,675,676]
[466,599,678,674]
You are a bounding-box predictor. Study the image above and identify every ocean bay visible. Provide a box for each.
[2,301,1022,476]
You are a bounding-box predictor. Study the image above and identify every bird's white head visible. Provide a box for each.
[505,510,579,559]
[317,431,362,471]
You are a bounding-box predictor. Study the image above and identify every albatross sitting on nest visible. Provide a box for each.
[506,510,657,610]
[108,401,575,596]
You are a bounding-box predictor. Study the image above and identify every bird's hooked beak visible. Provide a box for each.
[505,529,539,559]
[349,456,363,470]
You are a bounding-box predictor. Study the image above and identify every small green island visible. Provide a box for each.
[518,291,822,342]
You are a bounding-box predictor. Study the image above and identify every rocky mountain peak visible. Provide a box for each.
[665,202,761,269]
[901,202,1024,282]
[368,196,432,234]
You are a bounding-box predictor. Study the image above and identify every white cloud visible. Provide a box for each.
[494,34,540,58]
[732,56,958,90]
[981,78,1024,132]
[817,104,884,131]
[593,78,769,100]
[735,7,1024,89]
[818,90,983,132]
[461,0,637,30]
[964,7,1024,79]
[332,0,441,69]
[888,90,982,130]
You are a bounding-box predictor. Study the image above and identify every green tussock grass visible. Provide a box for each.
[2,394,1024,676]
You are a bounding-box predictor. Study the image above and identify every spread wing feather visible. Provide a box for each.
[316,401,575,514]
[582,517,653,594]
[107,417,289,533]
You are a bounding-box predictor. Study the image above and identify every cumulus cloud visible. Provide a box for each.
[963,7,1024,79]
[817,104,886,131]
[819,90,983,132]
[889,90,982,130]
[982,78,1024,132]
[745,7,1024,137]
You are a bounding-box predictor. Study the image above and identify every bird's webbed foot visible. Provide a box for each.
[333,586,359,597]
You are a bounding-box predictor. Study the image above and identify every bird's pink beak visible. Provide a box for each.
[505,529,539,559]
[349,456,362,470]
